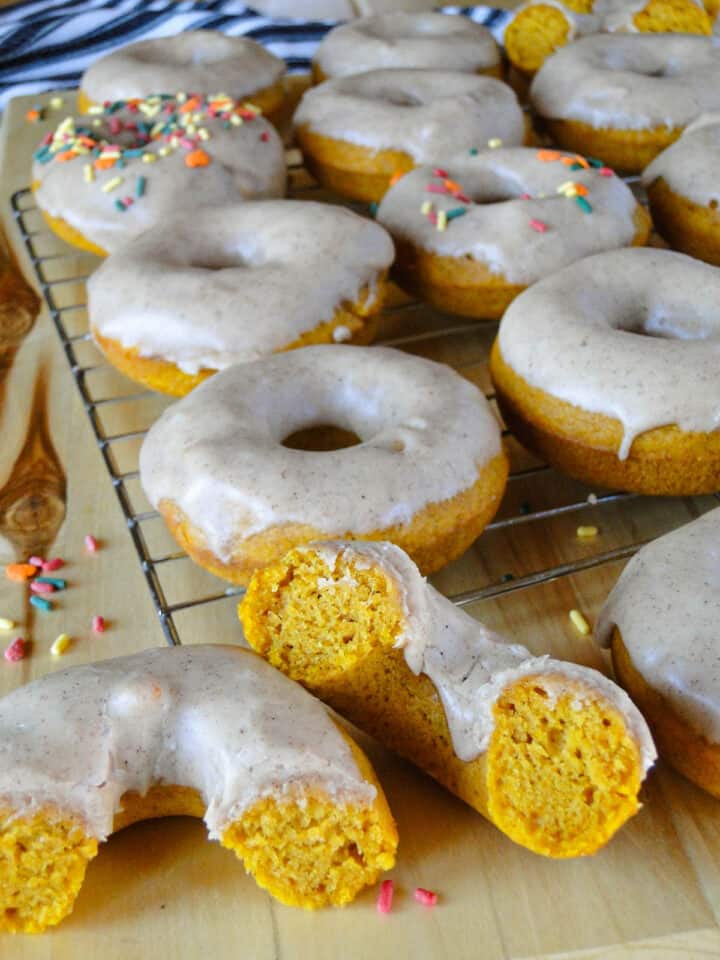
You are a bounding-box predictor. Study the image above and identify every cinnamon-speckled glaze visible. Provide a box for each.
[643,111,720,206]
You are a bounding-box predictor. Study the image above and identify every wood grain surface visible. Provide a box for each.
[1,84,720,960]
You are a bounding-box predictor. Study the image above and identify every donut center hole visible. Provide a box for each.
[282,425,362,452]
[377,89,424,107]
[616,308,713,340]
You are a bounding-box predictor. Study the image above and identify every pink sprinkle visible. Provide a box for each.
[376,880,394,915]
[414,888,438,907]
[109,116,122,135]
[30,580,54,594]
[179,137,195,150]
[122,197,134,207]
[84,535,99,553]
[520,193,531,200]
[4,637,25,662]
[43,557,64,572]
[427,211,437,225]
[42,132,53,146]
[28,555,44,567]
[599,166,614,177]
[92,615,106,634]
[426,183,449,195]
[260,131,270,142]
[529,218,548,233]
[164,102,175,113]
[128,102,139,113]
[433,167,448,178]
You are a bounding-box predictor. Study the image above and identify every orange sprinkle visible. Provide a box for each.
[93,157,117,170]
[444,178,462,193]
[5,563,37,583]
[55,150,78,163]
[573,182,589,197]
[185,149,210,168]
[537,149,560,162]
[26,109,41,122]
[389,170,405,186]
[179,96,202,114]
[574,155,590,168]
[561,156,576,166]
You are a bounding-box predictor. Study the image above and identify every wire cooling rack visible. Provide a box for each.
[11,164,717,647]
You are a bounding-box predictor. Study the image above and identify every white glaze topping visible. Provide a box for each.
[376,149,641,285]
[81,31,285,104]
[496,247,720,459]
[294,69,525,162]
[596,508,720,743]
[0,645,375,840]
[643,111,720,207]
[139,344,502,562]
[88,201,394,375]
[304,540,656,769]
[33,97,286,255]
[313,13,500,79]
[531,34,720,131]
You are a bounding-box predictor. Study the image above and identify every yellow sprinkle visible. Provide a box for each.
[241,102,261,115]
[557,180,575,194]
[100,150,120,158]
[56,116,74,136]
[192,112,204,123]
[569,610,590,636]
[101,176,123,193]
[74,145,89,155]
[50,96,64,109]
[488,138,503,149]
[158,146,171,157]
[0,618,15,630]
[51,633,72,656]
[88,105,104,115]
[198,128,210,141]
[150,120,165,137]
[83,163,94,183]
[185,122,196,135]
[230,114,243,126]
[92,118,102,128]
[176,91,187,103]
[142,152,157,163]
[420,200,432,214]
[577,525,599,539]
[436,210,447,231]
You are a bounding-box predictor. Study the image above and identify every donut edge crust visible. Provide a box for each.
[645,176,720,266]
[489,339,720,495]
[539,118,683,175]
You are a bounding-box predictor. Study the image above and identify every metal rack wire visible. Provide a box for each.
[12,173,711,647]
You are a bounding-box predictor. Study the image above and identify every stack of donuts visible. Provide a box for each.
[7,6,720,933]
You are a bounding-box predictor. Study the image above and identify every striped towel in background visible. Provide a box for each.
[0,0,511,111]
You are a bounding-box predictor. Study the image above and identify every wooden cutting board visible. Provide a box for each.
[1,87,720,960]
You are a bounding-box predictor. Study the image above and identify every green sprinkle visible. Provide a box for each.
[587,157,604,168]
[136,175,146,197]
[35,577,65,589]
[114,199,126,212]
[123,148,145,157]
[108,100,126,114]
[569,162,583,170]
[368,202,378,217]
[30,595,52,612]
[446,207,468,221]
[575,195,593,214]
[469,147,479,156]
[34,147,52,164]
[501,573,515,583]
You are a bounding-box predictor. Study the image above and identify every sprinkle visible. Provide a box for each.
[51,633,72,656]
[537,149,560,162]
[520,193,531,200]
[28,555,44,567]
[368,202,378,217]
[433,167,448,178]
[436,210,447,232]
[426,183,449,195]
[529,218,548,233]
[92,615,106,634]
[50,96,64,110]
[114,200,126,212]
[446,207,468,222]
[26,107,43,123]
[389,170,406,187]
[587,157,604,168]
[575,195,593,214]
[198,128,210,141]
[83,163,94,183]
[43,557,64,572]
[444,178,462,193]
[414,888,438,907]
[229,113,243,126]
[468,147,479,155]
[186,149,210,168]
[0,618,15,630]
[142,152,157,163]
[487,138,503,149]
[260,131,270,142]
[93,157,117,171]
[577,526,599,539]
[377,880,394,914]
[4,637,25,662]
[84,534,99,553]
[569,610,590,636]
[122,196,134,208]
[35,577,66,589]
[599,166,614,177]
[420,200,433,215]
[557,180,576,196]
[587,493,598,505]
[573,154,590,168]
[101,176,123,193]
[30,596,52,612]
[134,175,146,198]
[30,580,54,595]
[6,563,38,583]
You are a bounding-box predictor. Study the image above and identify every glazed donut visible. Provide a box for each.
[312,13,501,82]
[139,345,508,584]
[597,508,720,798]
[294,69,528,202]
[0,645,397,933]
[33,95,285,256]
[79,31,286,120]
[642,112,720,265]
[88,201,394,396]
[505,0,711,77]
[490,248,720,494]
[240,539,656,858]
[375,147,649,319]
[531,34,720,173]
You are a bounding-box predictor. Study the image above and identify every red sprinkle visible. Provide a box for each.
[529,218,548,233]
[4,637,25,662]
[520,193,531,200]
[84,535,99,553]
[377,880,394,915]
[30,580,54,595]
[414,888,438,907]
[43,557,64,572]
[92,615,106,634]
[425,183,449,195]
[28,555,44,567]
[433,167,448,178]
[599,166,614,177]
[260,131,270,142]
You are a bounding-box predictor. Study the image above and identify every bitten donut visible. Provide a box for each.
[597,508,720,798]
[88,201,394,396]
[0,645,397,933]
[505,0,711,77]
[490,248,720,494]
[240,540,656,858]
[79,31,286,120]
[139,345,508,584]
[33,94,285,256]
[312,12,501,82]
[531,33,720,173]
[375,148,649,319]
[294,70,528,202]
[642,113,720,265]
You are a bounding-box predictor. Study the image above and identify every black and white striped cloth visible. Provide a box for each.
[0,1,511,111]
